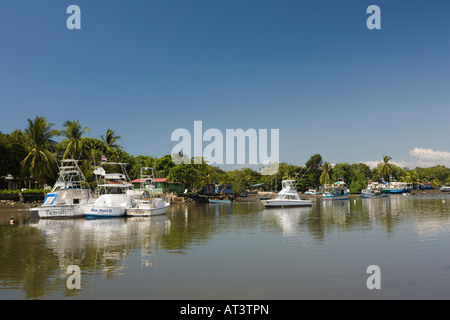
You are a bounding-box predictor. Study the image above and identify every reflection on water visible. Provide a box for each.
[1,193,450,299]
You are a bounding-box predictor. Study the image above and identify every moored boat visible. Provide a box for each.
[126,167,170,217]
[209,199,232,203]
[84,162,135,218]
[440,185,450,192]
[262,180,312,207]
[382,176,413,194]
[361,181,388,198]
[322,179,349,200]
[304,188,322,195]
[36,159,95,218]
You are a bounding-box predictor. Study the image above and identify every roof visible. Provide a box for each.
[131,178,168,183]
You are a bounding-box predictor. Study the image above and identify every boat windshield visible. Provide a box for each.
[275,194,299,200]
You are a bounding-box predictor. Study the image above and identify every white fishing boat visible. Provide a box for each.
[126,167,170,217]
[36,159,95,218]
[361,181,388,198]
[84,162,135,218]
[322,178,349,200]
[304,188,322,195]
[262,180,312,207]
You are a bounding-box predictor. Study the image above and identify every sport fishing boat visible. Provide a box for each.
[36,159,95,218]
[262,180,312,207]
[126,167,170,217]
[84,162,136,218]
[322,178,349,200]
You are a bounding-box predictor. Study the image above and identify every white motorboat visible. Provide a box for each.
[36,159,95,218]
[304,188,322,195]
[440,185,450,192]
[361,181,388,198]
[262,180,312,207]
[322,178,349,200]
[84,162,135,218]
[126,167,170,217]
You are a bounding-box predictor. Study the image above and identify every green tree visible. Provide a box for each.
[304,154,323,189]
[167,163,199,191]
[0,130,29,185]
[101,129,121,151]
[155,155,176,178]
[319,162,332,186]
[59,120,90,159]
[21,116,59,187]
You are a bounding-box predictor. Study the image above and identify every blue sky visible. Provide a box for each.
[1,0,449,170]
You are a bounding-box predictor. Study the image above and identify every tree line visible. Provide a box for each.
[1,116,450,194]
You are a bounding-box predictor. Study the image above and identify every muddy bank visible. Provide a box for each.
[0,192,44,208]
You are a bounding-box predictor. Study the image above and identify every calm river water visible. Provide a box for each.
[1,193,450,300]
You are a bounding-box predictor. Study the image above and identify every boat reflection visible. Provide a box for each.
[262,206,312,237]
[34,215,171,276]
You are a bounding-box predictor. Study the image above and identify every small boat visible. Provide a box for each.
[126,167,170,217]
[304,188,322,195]
[84,162,135,218]
[209,199,232,203]
[36,159,95,218]
[361,181,388,198]
[440,185,450,192]
[322,179,349,200]
[362,189,388,198]
[262,180,312,207]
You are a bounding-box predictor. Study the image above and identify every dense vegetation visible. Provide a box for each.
[1,116,450,194]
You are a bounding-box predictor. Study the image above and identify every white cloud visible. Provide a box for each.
[362,160,381,169]
[410,147,450,164]
[362,147,450,169]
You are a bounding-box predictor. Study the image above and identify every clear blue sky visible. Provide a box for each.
[1,0,449,170]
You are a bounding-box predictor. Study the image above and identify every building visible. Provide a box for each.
[131,177,185,194]
[0,175,18,190]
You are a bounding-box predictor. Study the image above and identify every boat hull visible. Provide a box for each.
[361,193,388,199]
[126,205,169,217]
[322,193,349,200]
[84,206,126,218]
[262,199,312,207]
[383,189,405,194]
[209,199,232,203]
[126,208,167,216]
[37,204,88,218]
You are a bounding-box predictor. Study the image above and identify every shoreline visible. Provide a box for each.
[0,189,447,210]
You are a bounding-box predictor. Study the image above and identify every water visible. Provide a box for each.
[1,193,450,300]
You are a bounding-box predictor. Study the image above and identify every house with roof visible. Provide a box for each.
[131,177,185,194]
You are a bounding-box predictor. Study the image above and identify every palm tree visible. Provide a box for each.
[101,129,121,151]
[380,155,394,181]
[320,162,332,186]
[59,120,90,159]
[21,116,59,188]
